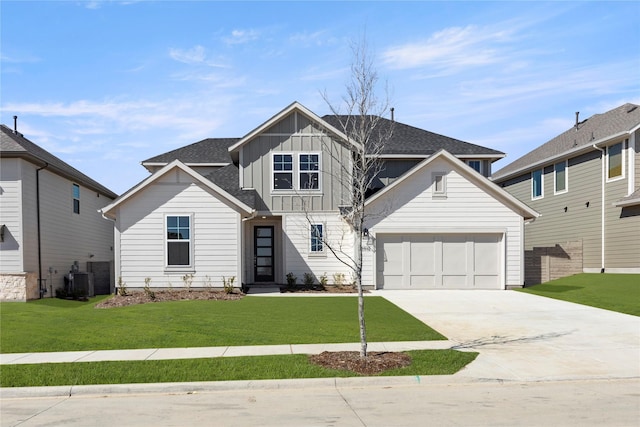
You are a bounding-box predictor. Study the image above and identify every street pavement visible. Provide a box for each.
[1,290,639,426]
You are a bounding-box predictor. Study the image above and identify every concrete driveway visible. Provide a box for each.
[376,290,640,381]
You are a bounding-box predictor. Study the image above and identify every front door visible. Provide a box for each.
[254,226,274,282]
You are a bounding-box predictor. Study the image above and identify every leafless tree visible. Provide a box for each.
[315,36,394,358]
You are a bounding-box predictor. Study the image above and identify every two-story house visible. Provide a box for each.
[100,102,537,291]
[492,103,640,284]
[0,123,118,301]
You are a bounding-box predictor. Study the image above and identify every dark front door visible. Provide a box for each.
[254,226,274,282]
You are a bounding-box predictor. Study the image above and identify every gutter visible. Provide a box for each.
[592,144,605,273]
[36,163,49,298]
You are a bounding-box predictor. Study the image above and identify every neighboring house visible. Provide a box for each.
[0,124,118,301]
[100,102,537,291]
[492,103,640,284]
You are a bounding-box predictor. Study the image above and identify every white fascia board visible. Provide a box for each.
[492,131,631,182]
[227,101,353,153]
[372,227,507,234]
[141,162,230,167]
[100,160,254,218]
[367,153,505,160]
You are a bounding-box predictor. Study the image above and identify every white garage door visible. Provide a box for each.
[376,234,502,289]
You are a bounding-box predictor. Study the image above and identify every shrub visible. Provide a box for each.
[303,273,315,289]
[202,275,213,290]
[55,288,67,299]
[117,277,128,296]
[143,277,155,300]
[286,272,297,290]
[222,276,235,294]
[332,273,345,286]
[182,274,194,292]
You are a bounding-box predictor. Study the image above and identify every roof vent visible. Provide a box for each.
[13,115,18,134]
[627,105,637,113]
[575,112,579,131]
[390,107,395,122]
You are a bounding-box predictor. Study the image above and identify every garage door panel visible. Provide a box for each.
[377,233,502,290]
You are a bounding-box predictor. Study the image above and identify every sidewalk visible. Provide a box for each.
[0,340,454,365]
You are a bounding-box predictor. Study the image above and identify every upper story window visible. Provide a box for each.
[467,160,482,174]
[166,215,191,267]
[273,154,293,190]
[72,184,80,214]
[432,172,447,198]
[554,161,567,194]
[531,169,543,200]
[299,154,319,190]
[310,224,324,254]
[607,141,624,181]
[272,152,321,192]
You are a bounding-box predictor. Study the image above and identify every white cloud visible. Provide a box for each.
[224,29,261,45]
[169,45,207,64]
[289,30,338,47]
[382,25,516,73]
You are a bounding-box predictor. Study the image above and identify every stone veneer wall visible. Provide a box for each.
[524,240,583,286]
[0,273,38,301]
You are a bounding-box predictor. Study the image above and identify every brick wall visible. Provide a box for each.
[525,240,583,286]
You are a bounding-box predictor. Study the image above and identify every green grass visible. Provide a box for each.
[517,273,639,316]
[0,350,478,387]
[0,296,445,353]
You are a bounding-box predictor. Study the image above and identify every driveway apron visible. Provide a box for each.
[375,290,640,381]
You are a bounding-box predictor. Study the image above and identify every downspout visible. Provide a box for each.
[592,145,605,273]
[100,211,118,294]
[36,163,49,298]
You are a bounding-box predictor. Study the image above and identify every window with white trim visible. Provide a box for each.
[273,154,293,190]
[532,169,543,199]
[166,215,191,266]
[299,154,319,190]
[554,161,567,194]
[607,141,624,180]
[272,152,321,191]
[72,184,80,214]
[467,160,482,174]
[310,224,324,254]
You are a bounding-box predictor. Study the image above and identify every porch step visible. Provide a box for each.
[246,286,282,295]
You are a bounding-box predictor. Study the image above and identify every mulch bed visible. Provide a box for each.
[95,290,243,308]
[309,351,412,375]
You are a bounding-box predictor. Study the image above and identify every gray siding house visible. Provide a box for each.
[492,103,640,284]
[101,102,537,291]
[0,124,118,301]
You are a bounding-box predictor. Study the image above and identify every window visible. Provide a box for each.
[166,215,191,266]
[532,169,543,199]
[72,184,80,214]
[467,160,482,174]
[299,154,319,190]
[273,154,293,190]
[272,152,321,191]
[432,172,446,198]
[607,141,624,180]
[310,224,324,253]
[554,161,567,194]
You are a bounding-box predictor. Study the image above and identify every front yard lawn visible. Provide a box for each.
[517,273,639,316]
[0,296,445,353]
[0,350,477,387]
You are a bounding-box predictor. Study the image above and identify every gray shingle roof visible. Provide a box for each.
[203,164,256,209]
[142,138,239,164]
[492,103,640,181]
[0,124,117,198]
[321,115,504,157]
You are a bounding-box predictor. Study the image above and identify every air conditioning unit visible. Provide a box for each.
[72,272,95,297]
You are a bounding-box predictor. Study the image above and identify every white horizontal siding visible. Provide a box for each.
[0,158,24,273]
[364,157,524,288]
[283,213,354,284]
[116,180,242,288]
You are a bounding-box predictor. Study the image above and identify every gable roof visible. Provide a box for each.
[227,101,352,154]
[141,138,239,169]
[0,124,117,199]
[492,103,640,181]
[365,149,539,221]
[99,160,254,219]
[322,115,505,159]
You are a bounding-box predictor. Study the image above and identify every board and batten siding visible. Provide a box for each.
[282,213,354,284]
[240,111,351,213]
[500,143,640,271]
[363,157,523,288]
[115,169,242,289]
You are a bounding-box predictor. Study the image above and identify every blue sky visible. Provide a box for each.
[1,1,638,194]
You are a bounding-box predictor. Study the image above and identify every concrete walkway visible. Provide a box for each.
[0,340,452,365]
